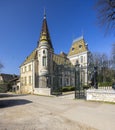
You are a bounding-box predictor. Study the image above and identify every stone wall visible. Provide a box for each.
[86,89,115,103]
[34,88,51,96]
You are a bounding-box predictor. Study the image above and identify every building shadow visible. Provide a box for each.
[0,99,32,108]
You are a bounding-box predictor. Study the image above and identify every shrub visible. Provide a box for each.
[82,85,90,90]
[99,82,112,87]
[0,83,8,92]
[62,86,75,92]
[0,82,12,92]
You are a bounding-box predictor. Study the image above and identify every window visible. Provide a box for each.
[39,54,40,57]
[60,78,62,85]
[84,56,85,63]
[21,68,23,73]
[43,50,45,54]
[29,65,31,71]
[21,77,23,86]
[25,77,27,85]
[79,45,82,49]
[29,76,32,85]
[66,78,69,85]
[81,56,83,63]
[72,47,74,51]
[43,56,46,66]
[25,66,27,72]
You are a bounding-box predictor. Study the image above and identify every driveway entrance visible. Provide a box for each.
[0,93,115,130]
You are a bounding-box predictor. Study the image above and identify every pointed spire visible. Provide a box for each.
[38,10,53,49]
[44,8,46,19]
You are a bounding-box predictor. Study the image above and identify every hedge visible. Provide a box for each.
[62,86,75,92]
[99,82,112,87]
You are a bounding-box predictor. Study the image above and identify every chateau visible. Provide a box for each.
[20,13,89,95]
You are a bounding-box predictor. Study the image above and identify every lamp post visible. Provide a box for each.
[75,61,80,99]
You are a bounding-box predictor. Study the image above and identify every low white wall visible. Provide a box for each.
[86,89,115,103]
[34,88,51,96]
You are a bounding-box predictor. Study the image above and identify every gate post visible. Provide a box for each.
[75,61,80,99]
[94,66,98,89]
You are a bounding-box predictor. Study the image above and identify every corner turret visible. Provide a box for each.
[38,12,53,49]
[37,11,54,88]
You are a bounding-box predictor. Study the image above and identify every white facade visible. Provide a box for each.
[68,37,89,85]
[20,61,34,93]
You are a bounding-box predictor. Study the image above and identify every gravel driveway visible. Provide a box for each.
[0,93,115,130]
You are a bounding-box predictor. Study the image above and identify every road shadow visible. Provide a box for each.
[0,93,28,98]
[0,99,32,108]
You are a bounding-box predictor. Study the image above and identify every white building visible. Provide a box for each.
[68,36,89,85]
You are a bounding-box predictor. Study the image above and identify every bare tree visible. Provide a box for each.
[90,52,114,83]
[0,62,3,72]
[95,0,115,35]
[109,43,115,82]
[111,43,115,69]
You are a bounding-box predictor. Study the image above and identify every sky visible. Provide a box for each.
[0,0,115,75]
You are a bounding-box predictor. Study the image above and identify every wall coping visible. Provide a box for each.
[87,89,115,94]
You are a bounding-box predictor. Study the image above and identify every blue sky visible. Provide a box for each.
[0,0,114,74]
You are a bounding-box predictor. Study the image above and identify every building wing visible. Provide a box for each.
[0,73,18,83]
[68,36,88,57]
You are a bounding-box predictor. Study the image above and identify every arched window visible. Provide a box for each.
[43,50,45,54]
[43,56,46,66]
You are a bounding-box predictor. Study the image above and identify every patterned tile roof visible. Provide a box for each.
[53,53,72,66]
[68,36,88,56]
[38,15,53,49]
[21,48,72,67]
[0,73,18,83]
[21,49,37,66]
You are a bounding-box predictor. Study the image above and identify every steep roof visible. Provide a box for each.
[21,13,53,67]
[53,53,72,66]
[59,52,67,58]
[0,73,18,83]
[38,14,53,49]
[68,36,88,57]
[21,49,37,66]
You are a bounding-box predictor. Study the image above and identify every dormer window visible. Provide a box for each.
[79,45,82,49]
[72,47,74,51]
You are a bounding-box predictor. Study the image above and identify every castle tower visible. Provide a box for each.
[37,12,54,88]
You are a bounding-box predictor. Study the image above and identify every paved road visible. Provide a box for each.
[0,93,115,130]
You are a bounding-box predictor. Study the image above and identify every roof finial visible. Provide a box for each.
[44,8,46,19]
[81,28,84,37]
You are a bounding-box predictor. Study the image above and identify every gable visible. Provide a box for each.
[68,36,88,57]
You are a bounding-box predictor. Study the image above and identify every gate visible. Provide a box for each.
[50,63,88,98]
[75,89,85,99]
[74,63,86,99]
[51,76,62,96]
